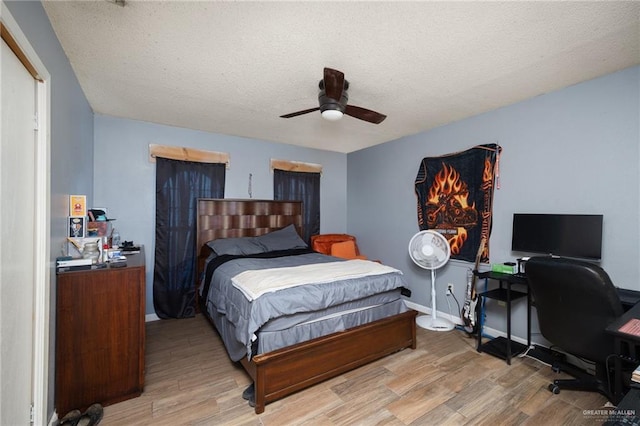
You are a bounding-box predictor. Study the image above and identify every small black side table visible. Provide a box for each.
[606,301,640,404]
[475,271,531,365]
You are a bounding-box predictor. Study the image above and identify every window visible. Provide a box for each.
[273,165,320,243]
[153,157,225,318]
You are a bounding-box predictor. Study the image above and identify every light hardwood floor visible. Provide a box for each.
[101,314,610,425]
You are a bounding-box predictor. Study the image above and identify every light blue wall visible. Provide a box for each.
[347,66,640,342]
[93,115,348,315]
[5,0,94,419]
[6,1,95,232]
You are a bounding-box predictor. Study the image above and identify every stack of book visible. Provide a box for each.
[56,257,93,272]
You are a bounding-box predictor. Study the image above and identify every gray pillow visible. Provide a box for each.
[206,237,265,256]
[255,224,308,252]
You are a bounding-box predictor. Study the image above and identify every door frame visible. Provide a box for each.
[1,3,51,425]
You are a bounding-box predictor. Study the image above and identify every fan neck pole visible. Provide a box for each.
[431,268,438,320]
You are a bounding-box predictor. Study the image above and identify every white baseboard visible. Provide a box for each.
[478,324,531,347]
[404,300,464,326]
[403,299,531,345]
[145,313,160,322]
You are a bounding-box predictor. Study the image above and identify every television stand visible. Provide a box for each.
[475,271,531,365]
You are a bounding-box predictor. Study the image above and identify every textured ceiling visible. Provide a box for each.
[43,1,640,153]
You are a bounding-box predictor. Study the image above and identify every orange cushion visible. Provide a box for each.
[311,234,358,256]
[330,240,367,260]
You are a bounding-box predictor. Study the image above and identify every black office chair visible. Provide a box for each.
[525,256,624,402]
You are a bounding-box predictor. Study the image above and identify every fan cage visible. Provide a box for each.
[408,230,451,270]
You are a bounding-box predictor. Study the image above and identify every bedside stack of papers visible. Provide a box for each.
[57,258,92,267]
[56,257,93,272]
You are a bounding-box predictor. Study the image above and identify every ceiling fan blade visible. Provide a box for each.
[323,68,345,101]
[280,107,320,118]
[345,105,387,124]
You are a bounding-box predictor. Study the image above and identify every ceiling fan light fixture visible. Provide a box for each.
[280,68,386,124]
[321,109,344,121]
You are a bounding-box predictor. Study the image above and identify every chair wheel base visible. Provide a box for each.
[548,383,561,394]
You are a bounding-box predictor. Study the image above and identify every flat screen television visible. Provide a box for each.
[511,213,603,260]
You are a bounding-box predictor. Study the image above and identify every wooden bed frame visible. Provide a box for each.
[196,198,417,414]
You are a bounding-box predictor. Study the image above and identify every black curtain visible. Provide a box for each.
[153,158,225,319]
[274,169,320,243]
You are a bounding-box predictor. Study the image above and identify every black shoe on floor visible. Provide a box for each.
[242,383,255,400]
[78,403,103,426]
[58,409,82,426]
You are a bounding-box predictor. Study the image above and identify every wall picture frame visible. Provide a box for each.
[69,195,87,217]
[68,216,86,238]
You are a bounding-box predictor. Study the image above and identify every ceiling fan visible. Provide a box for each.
[280,68,387,124]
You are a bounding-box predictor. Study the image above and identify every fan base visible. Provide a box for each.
[416,315,455,332]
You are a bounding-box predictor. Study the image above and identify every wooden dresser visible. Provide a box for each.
[55,249,145,415]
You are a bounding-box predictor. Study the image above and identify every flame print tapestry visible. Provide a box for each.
[415,143,501,263]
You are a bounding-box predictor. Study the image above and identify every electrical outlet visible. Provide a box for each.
[447,283,454,295]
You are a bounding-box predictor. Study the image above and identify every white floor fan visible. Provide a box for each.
[408,230,455,331]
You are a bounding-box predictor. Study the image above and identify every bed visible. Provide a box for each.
[196,198,417,414]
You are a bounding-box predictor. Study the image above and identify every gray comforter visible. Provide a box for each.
[202,251,408,361]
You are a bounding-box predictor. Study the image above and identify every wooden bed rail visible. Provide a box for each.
[241,310,417,414]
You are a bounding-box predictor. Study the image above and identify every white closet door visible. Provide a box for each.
[0,37,37,425]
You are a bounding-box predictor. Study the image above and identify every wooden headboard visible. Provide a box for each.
[195,198,303,312]
[196,198,304,258]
